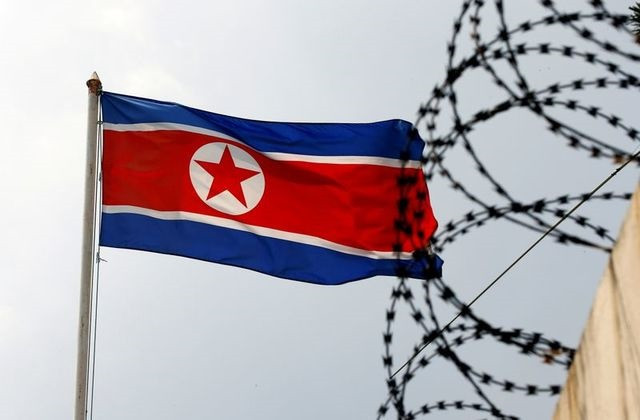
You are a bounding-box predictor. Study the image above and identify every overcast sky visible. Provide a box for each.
[1,0,638,419]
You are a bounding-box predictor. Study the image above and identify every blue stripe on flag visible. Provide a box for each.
[101,92,424,160]
[100,213,441,285]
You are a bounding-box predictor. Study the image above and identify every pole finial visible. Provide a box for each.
[86,72,102,95]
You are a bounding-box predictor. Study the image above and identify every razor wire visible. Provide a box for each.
[382,1,639,418]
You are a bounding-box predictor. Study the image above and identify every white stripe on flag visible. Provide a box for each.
[102,205,415,261]
[102,122,422,169]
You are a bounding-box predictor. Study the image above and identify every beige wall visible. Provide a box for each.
[554,184,640,420]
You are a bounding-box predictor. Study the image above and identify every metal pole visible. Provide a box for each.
[75,72,101,420]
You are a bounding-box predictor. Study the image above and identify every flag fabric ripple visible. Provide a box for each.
[99,92,441,285]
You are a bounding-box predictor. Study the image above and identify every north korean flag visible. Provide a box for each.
[99,92,441,285]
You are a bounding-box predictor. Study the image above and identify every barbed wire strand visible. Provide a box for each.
[381,3,639,418]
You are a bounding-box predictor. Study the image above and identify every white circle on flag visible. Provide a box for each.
[189,142,265,215]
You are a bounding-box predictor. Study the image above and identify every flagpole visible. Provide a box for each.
[75,72,102,420]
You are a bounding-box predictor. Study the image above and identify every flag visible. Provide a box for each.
[99,92,441,285]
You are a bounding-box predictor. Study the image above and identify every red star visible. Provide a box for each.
[195,145,260,207]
